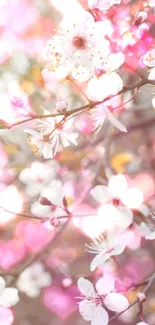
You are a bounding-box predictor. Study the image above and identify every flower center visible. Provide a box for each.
[94,68,104,78]
[72,36,87,50]
[27,137,41,157]
[112,198,121,206]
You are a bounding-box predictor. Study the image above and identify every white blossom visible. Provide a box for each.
[87,52,125,101]
[0,277,19,308]
[91,174,143,230]
[143,48,155,80]
[86,232,126,271]
[88,0,121,11]
[77,275,129,325]
[17,262,52,298]
[91,103,127,133]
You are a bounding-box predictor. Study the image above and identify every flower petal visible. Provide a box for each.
[108,174,128,198]
[77,277,95,297]
[91,185,112,203]
[145,231,155,240]
[90,253,111,271]
[0,278,5,296]
[106,108,127,132]
[96,275,114,295]
[116,206,133,229]
[148,66,155,80]
[121,188,143,209]
[79,300,96,321]
[0,288,19,307]
[105,52,125,71]
[104,292,129,312]
[0,306,14,325]
[91,305,109,325]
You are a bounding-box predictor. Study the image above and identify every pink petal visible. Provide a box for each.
[104,292,129,312]
[91,305,109,325]
[96,275,114,295]
[79,300,96,321]
[0,307,14,325]
[77,278,95,298]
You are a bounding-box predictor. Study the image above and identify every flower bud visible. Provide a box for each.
[39,197,52,206]
[11,96,24,108]
[55,100,68,113]
[133,11,147,26]
[50,217,60,227]
[136,292,146,303]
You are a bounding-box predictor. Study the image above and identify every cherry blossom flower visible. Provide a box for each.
[24,113,78,159]
[19,161,57,197]
[17,262,52,297]
[77,275,129,325]
[88,0,121,11]
[86,231,127,271]
[87,52,125,101]
[0,307,14,325]
[143,48,155,80]
[148,0,155,7]
[91,174,143,230]
[91,103,127,133]
[136,322,149,325]
[0,277,19,307]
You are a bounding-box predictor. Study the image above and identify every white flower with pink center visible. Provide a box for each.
[143,48,155,80]
[86,232,127,271]
[78,275,129,325]
[91,102,127,133]
[88,0,121,11]
[24,110,78,159]
[87,52,125,101]
[91,174,143,231]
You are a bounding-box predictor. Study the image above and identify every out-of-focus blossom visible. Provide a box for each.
[15,221,54,253]
[17,262,52,297]
[0,240,26,270]
[91,174,143,230]
[143,48,155,80]
[19,161,56,197]
[148,0,155,7]
[88,0,121,11]
[0,185,23,226]
[0,41,12,64]
[25,110,78,159]
[136,322,149,325]
[43,285,77,319]
[78,275,129,325]
[0,306,14,325]
[86,231,126,271]
[0,277,19,307]
[91,103,127,132]
[87,52,125,101]
[31,180,65,218]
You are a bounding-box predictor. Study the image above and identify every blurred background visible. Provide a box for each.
[1,0,155,324]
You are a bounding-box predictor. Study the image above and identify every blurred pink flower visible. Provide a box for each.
[15,221,54,253]
[43,285,77,319]
[0,240,26,270]
[0,307,14,325]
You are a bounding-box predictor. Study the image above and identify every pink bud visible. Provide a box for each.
[55,100,68,113]
[11,96,24,108]
[136,292,146,303]
[50,217,60,227]
[39,197,52,206]
[134,11,147,26]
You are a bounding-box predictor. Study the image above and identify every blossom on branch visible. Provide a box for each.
[77,275,129,325]
[87,0,121,11]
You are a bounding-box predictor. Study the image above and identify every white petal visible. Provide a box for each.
[42,144,53,159]
[116,206,133,229]
[105,52,125,71]
[106,108,127,132]
[104,292,129,312]
[145,231,155,240]
[91,185,112,203]
[77,278,95,298]
[96,275,114,295]
[91,306,109,325]
[103,72,123,95]
[121,188,143,209]
[136,322,149,325]
[90,253,111,271]
[108,174,128,198]
[79,300,96,321]
[0,278,5,296]
[112,243,126,256]
[148,67,155,80]
[0,288,19,307]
